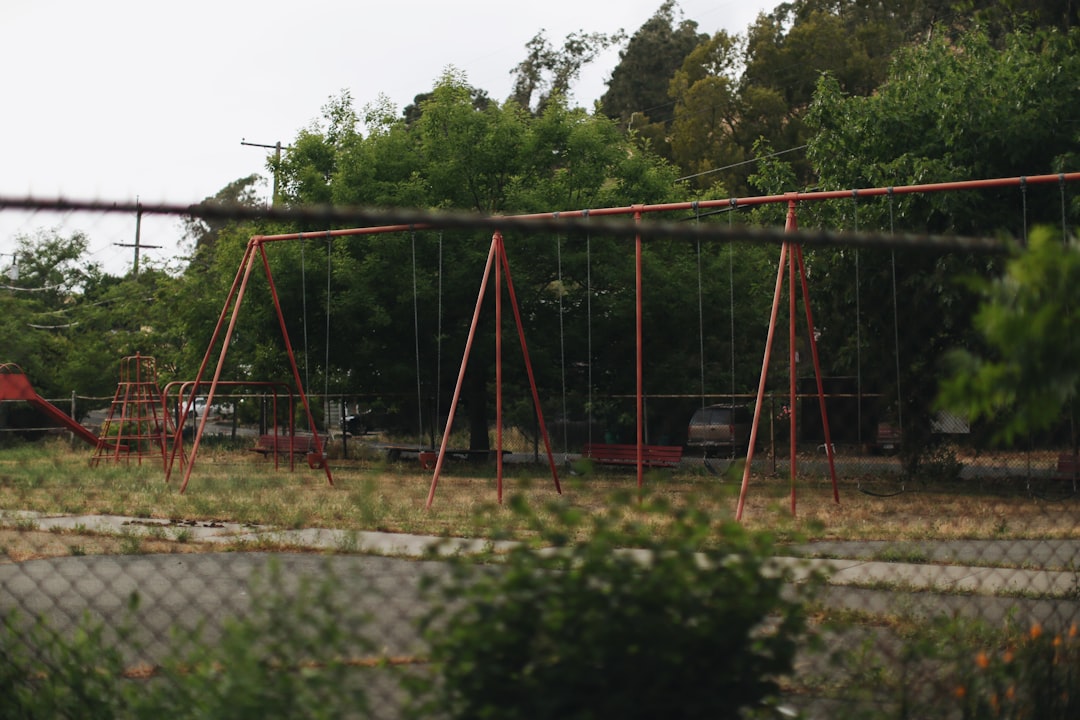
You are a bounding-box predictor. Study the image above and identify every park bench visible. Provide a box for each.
[875,422,902,453]
[1025,452,1080,500]
[251,433,326,469]
[1055,453,1080,481]
[582,442,684,469]
[251,434,323,461]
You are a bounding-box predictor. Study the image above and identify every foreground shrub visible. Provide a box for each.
[410,489,819,719]
[0,560,372,719]
[0,602,133,720]
[830,613,1080,719]
[950,619,1080,720]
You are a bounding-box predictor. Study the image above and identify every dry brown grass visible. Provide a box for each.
[2,440,1079,551]
[0,528,212,562]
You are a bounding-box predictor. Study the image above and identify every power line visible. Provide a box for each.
[676,144,808,182]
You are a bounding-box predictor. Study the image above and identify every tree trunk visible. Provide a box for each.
[465,363,490,452]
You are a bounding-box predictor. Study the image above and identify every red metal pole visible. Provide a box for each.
[787,201,799,515]
[736,241,788,521]
[249,173,1080,245]
[257,242,333,486]
[427,235,499,509]
[634,208,644,491]
[497,234,562,494]
[795,244,840,504]
[167,240,257,483]
[496,232,504,503]
[179,243,260,493]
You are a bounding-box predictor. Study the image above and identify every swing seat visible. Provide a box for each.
[306,451,326,470]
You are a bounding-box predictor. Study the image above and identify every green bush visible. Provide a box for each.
[0,560,373,719]
[409,490,819,719]
[0,599,136,720]
[829,613,1080,719]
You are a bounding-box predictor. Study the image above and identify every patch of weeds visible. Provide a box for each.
[172,528,192,544]
[873,546,931,564]
[68,545,85,556]
[13,518,38,532]
[335,530,360,553]
[145,525,167,540]
[48,525,65,534]
[119,532,143,555]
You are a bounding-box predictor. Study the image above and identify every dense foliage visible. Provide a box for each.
[410,491,817,719]
[4,1,1079,454]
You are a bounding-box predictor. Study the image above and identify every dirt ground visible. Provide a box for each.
[0,528,215,563]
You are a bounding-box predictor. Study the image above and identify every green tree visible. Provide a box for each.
[0,230,101,398]
[599,1,706,159]
[938,228,1080,446]
[667,31,746,193]
[183,173,266,254]
[237,74,681,451]
[797,24,1080,463]
[807,27,1080,233]
[509,29,626,114]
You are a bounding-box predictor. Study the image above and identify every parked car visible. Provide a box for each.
[341,408,370,436]
[686,404,753,456]
[191,397,233,419]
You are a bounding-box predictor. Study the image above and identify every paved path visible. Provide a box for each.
[3,509,1080,640]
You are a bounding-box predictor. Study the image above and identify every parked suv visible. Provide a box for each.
[686,404,753,456]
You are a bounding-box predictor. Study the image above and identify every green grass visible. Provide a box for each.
[1,439,1080,545]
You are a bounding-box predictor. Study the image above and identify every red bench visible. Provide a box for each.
[1056,453,1080,481]
[251,433,320,456]
[582,443,684,469]
[251,434,326,468]
[876,422,902,452]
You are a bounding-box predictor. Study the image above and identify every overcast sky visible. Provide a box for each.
[0,0,778,275]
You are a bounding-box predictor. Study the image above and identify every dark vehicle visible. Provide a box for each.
[686,404,753,456]
[341,408,371,436]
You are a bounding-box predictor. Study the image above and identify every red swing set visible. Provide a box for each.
[173,171,1080,517]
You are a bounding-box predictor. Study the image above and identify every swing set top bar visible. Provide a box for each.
[247,171,1080,244]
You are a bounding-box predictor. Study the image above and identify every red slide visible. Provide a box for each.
[0,363,101,447]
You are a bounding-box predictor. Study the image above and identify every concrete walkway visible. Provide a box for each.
[2,509,1078,599]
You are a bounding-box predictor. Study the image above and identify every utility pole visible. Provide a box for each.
[114,199,161,276]
[241,139,285,206]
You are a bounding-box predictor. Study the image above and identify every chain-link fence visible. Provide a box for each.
[3,187,1080,718]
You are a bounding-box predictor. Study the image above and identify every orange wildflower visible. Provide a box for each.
[1070,623,1078,639]
[1005,685,1016,701]
[975,651,990,669]
[1002,648,1015,664]
[954,685,967,699]
[1031,623,1043,640]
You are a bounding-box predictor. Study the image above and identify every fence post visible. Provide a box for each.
[70,391,77,447]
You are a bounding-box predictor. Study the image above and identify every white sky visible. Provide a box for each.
[0,0,778,276]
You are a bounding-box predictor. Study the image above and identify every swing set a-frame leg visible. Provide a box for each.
[175,238,334,493]
[426,231,561,508]
[736,200,839,521]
